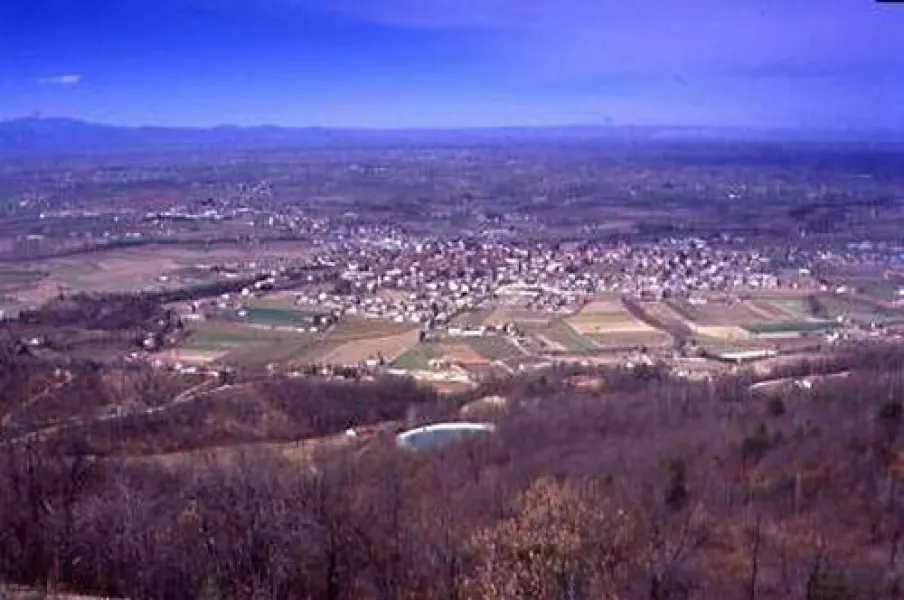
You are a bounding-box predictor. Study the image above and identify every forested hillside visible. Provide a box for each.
[2,344,904,599]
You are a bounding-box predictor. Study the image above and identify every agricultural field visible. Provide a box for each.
[7,241,314,301]
[329,317,415,340]
[765,297,820,321]
[440,343,490,365]
[391,338,498,371]
[182,314,420,368]
[811,293,904,325]
[666,294,839,341]
[693,335,775,355]
[318,329,419,365]
[246,293,300,310]
[821,264,903,303]
[566,299,670,349]
[182,320,311,357]
[450,307,495,327]
[465,336,526,361]
[236,306,326,329]
[482,306,554,327]
[176,320,325,366]
[223,336,340,366]
[536,319,598,352]
[632,301,694,339]
[391,344,444,370]
[691,326,753,341]
[668,298,776,326]
[742,321,839,336]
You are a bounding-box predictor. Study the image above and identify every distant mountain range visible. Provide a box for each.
[0,117,900,154]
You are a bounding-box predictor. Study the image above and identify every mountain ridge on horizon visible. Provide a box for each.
[1,116,901,155]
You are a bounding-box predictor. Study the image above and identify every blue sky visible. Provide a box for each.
[0,0,901,129]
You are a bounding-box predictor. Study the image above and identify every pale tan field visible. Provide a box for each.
[690,325,753,340]
[12,242,314,300]
[580,299,626,313]
[156,348,229,365]
[483,306,552,327]
[249,292,301,308]
[319,328,419,365]
[553,354,630,366]
[566,299,658,335]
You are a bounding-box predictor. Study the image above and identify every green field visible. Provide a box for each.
[186,331,286,351]
[539,320,598,351]
[391,344,443,370]
[184,321,307,350]
[241,306,318,327]
[466,337,525,361]
[224,337,340,366]
[743,321,839,335]
[185,317,416,367]
[184,320,345,366]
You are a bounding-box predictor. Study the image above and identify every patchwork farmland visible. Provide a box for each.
[666,295,838,340]
[566,298,671,349]
[537,319,599,352]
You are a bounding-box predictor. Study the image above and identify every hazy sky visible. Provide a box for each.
[1,0,901,129]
